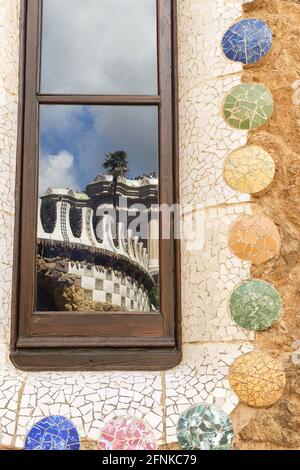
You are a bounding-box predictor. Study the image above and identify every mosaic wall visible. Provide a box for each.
[0,0,297,451]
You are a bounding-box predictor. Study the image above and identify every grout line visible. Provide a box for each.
[160,371,167,447]
[179,70,243,102]
[180,201,255,218]
[183,339,254,346]
[203,201,254,211]
[0,209,14,218]
[11,377,26,448]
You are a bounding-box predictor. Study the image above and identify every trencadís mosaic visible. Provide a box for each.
[222,18,272,65]
[230,280,282,331]
[177,404,233,450]
[228,214,281,264]
[24,416,80,450]
[223,145,275,194]
[98,416,156,450]
[229,352,286,408]
[223,84,273,130]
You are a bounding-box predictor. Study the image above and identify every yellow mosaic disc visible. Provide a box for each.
[223,145,275,194]
[229,352,286,408]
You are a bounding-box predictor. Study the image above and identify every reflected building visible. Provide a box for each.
[37,174,159,312]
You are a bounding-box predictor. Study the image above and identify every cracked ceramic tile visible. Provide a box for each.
[223,145,275,194]
[181,205,253,343]
[229,352,286,408]
[98,416,157,450]
[229,280,282,331]
[222,18,273,65]
[177,404,233,450]
[228,214,281,264]
[0,367,25,446]
[165,342,253,443]
[223,84,274,130]
[179,76,249,208]
[0,0,259,449]
[177,0,243,97]
[0,212,14,342]
[0,0,19,215]
[15,372,163,448]
[24,416,81,450]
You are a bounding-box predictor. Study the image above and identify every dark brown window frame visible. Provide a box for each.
[11,0,181,371]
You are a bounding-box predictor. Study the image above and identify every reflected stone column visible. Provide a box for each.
[148,214,159,272]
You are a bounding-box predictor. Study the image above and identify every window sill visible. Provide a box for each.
[10,347,182,371]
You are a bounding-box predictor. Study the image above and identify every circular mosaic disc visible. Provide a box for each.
[228,214,281,264]
[177,404,233,450]
[98,416,157,450]
[25,416,80,450]
[222,18,273,65]
[230,280,282,331]
[223,145,275,194]
[229,352,286,408]
[223,84,273,130]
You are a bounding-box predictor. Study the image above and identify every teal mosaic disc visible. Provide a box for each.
[177,404,233,450]
[230,280,282,331]
[223,83,273,130]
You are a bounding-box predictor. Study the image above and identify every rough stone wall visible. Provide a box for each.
[231,0,300,450]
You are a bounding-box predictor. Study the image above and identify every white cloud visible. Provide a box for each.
[41,0,157,94]
[39,105,158,189]
[39,150,79,195]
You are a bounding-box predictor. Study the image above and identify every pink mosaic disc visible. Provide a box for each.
[98,416,157,450]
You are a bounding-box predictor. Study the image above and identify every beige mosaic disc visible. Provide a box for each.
[223,145,275,194]
[228,214,281,264]
[229,352,286,408]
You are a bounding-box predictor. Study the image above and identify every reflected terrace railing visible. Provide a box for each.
[37,199,150,271]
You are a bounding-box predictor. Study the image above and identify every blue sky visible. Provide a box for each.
[39,105,158,194]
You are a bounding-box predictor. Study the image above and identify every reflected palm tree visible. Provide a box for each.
[103,151,129,209]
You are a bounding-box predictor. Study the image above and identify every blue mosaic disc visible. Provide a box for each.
[177,404,233,451]
[222,18,273,65]
[25,416,80,450]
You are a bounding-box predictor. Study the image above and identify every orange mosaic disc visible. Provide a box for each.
[228,214,281,264]
[229,352,286,408]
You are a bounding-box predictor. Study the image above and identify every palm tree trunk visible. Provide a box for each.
[112,175,118,210]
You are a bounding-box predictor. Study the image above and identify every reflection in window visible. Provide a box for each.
[41,0,158,94]
[95,279,103,291]
[36,105,159,313]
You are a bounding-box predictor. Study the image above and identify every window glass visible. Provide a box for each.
[36,105,160,312]
[41,0,158,95]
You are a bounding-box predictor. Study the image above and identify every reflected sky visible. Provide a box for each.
[41,0,158,94]
[39,105,158,195]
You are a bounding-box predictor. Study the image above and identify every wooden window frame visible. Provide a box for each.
[11,0,181,371]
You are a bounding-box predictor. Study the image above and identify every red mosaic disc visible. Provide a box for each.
[98,416,157,450]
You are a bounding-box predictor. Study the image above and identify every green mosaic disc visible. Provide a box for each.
[177,404,233,451]
[229,280,282,331]
[223,83,273,130]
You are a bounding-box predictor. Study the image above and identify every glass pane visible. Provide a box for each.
[41,0,158,95]
[36,105,159,313]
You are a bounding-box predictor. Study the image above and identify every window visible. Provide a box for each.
[95,279,104,291]
[11,0,181,370]
[114,284,120,295]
